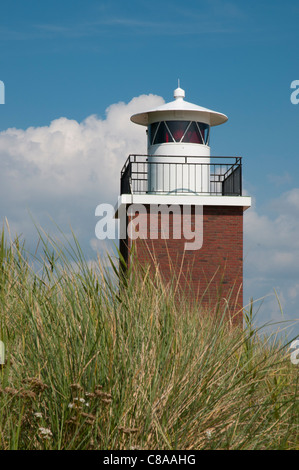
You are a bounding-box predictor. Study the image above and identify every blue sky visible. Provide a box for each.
[0,0,299,336]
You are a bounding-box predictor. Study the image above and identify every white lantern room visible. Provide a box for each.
[130,86,228,194]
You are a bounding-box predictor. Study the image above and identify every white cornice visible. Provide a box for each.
[115,194,251,217]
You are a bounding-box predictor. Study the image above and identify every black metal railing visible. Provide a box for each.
[120,155,242,196]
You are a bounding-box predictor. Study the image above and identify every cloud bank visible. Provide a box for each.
[244,189,299,333]
[0,93,164,251]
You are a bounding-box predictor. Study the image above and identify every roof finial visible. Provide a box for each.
[174,80,185,100]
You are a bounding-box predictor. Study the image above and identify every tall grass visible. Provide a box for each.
[0,227,298,450]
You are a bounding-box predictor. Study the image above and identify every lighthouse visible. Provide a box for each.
[116,85,251,325]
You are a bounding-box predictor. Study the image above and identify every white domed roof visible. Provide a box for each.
[131,87,228,127]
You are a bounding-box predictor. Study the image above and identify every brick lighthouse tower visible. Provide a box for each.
[116,85,251,325]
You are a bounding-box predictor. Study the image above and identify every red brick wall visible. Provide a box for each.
[121,204,244,325]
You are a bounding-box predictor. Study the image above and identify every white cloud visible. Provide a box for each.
[244,191,299,274]
[244,191,299,335]
[0,93,164,253]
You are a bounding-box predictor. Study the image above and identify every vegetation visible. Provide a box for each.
[0,227,298,450]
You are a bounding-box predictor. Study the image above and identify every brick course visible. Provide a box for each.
[120,204,244,325]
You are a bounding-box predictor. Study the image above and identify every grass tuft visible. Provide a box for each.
[0,226,298,450]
